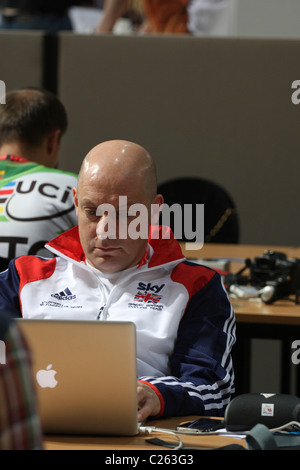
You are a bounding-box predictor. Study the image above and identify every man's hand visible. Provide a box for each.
[137,381,161,422]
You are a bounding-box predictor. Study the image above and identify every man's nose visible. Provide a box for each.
[96,213,117,240]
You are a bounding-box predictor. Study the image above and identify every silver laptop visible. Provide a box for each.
[17,319,138,436]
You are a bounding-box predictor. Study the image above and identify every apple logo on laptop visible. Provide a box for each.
[36,364,58,388]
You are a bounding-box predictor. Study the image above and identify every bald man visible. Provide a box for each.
[74,140,163,274]
[0,139,235,421]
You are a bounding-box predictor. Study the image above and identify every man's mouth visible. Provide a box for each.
[95,246,120,253]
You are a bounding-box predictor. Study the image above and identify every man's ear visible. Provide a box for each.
[151,193,164,225]
[73,187,79,216]
[47,129,61,154]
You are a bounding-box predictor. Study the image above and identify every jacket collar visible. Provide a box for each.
[45,225,185,269]
[0,154,30,163]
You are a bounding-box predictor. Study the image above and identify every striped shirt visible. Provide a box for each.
[0,314,43,450]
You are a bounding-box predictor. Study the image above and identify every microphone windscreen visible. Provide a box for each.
[225,393,300,431]
[293,403,300,422]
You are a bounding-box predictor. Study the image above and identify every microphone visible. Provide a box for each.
[229,284,276,302]
[259,285,276,303]
[293,404,300,422]
[225,393,300,432]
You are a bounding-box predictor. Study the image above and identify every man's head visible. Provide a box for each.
[0,87,68,167]
[73,140,164,273]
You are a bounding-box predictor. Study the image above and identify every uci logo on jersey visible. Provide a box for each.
[0,174,74,222]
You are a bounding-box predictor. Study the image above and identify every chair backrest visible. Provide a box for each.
[0,258,9,273]
[157,177,239,244]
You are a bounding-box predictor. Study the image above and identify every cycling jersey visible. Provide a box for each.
[0,155,78,260]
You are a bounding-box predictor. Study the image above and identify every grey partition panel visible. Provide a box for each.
[235,0,300,38]
[58,33,300,246]
[0,31,44,91]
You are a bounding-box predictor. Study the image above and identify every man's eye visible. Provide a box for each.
[86,209,97,216]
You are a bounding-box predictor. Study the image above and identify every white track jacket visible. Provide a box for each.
[0,225,236,418]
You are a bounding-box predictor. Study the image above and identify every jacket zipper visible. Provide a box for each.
[97,304,106,320]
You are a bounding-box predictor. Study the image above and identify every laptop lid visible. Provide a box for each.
[17,319,138,436]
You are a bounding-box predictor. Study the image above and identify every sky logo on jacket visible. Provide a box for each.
[129,282,165,311]
[134,292,162,304]
[136,282,165,293]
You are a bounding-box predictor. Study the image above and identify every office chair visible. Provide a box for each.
[0,258,9,272]
[157,177,239,244]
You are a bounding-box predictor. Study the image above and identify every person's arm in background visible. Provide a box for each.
[0,313,43,449]
[95,0,129,32]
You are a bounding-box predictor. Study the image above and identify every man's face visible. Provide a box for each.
[73,173,156,273]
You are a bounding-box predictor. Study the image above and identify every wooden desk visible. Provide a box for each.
[181,243,300,394]
[43,416,247,450]
[181,242,300,326]
[44,244,299,450]
[181,242,300,263]
[232,298,300,326]
[181,242,300,324]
